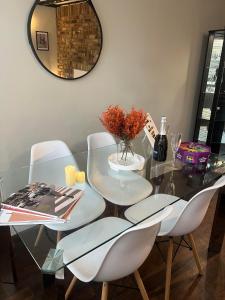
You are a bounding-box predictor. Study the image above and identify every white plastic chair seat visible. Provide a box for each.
[91,173,153,206]
[159,176,225,237]
[29,140,106,232]
[157,199,187,236]
[87,136,153,206]
[125,194,180,224]
[58,207,172,285]
[57,217,132,282]
[46,183,106,231]
[151,177,225,300]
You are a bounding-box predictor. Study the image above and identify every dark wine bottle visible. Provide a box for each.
[153,116,168,161]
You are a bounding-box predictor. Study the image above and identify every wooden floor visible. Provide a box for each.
[0,198,225,300]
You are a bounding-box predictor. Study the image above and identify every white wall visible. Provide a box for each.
[0,0,225,170]
[31,5,58,75]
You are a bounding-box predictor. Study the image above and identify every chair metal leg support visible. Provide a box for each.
[173,236,191,250]
[34,224,45,247]
[57,231,62,244]
[165,237,173,300]
[101,282,109,300]
[187,233,203,275]
[155,240,166,263]
[134,270,150,300]
[172,236,183,262]
[182,236,192,250]
[65,276,77,300]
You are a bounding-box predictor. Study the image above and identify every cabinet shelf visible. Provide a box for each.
[198,118,210,125]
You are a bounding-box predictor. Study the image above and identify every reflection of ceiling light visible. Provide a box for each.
[55,0,87,4]
[39,0,88,6]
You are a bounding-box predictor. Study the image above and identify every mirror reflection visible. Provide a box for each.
[28,0,102,79]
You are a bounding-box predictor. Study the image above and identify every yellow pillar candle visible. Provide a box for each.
[65,165,76,186]
[75,171,86,184]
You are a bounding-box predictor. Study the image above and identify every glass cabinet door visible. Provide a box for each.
[194,30,225,149]
[210,58,225,154]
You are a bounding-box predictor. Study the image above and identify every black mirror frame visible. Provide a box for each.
[27,0,103,80]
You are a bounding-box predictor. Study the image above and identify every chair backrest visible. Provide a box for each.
[87,132,116,149]
[87,132,153,205]
[30,140,72,163]
[87,132,117,192]
[168,175,225,236]
[93,206,173,282]
[29,140,76,184]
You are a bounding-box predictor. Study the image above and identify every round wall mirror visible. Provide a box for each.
[28,0,103,80]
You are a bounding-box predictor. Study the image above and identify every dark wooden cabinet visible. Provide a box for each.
[194,29,225,155]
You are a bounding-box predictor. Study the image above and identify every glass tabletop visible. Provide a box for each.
[0,140,225,275]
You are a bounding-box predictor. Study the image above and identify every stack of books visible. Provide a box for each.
[0,182,83,225]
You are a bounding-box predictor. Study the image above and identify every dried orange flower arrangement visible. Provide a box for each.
[100,105,147,160]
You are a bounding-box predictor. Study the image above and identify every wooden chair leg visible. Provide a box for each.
[165,237,173,300]
[57,231,62,244]
[65,276,77,300]
[34,225,44,247]
[188,233,203,275]
[101,282,108,300]
[134,270,150,300]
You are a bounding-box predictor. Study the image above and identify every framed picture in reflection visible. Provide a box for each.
[36,31,49,51]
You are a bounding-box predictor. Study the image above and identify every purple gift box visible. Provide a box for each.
[176,142,211,164]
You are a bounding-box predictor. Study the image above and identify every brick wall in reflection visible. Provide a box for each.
[56,2,101,78]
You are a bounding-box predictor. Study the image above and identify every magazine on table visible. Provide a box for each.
[0,182,83,225]
[0,209,67,226]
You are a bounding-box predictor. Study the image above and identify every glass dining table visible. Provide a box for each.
[0,141,225,299]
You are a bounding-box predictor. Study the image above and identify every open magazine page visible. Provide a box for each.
[1,183,83,223]
[0,209,66,226]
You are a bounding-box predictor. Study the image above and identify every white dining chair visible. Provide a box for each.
[57,206,173,300]
[87,132,153,206]
[87,132,116,149]
[29,140,106,245]
[125,175,225,300]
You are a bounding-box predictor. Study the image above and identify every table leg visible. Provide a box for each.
[42,273,65,300]
[208,188,225,255]
[0,226,17,284]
